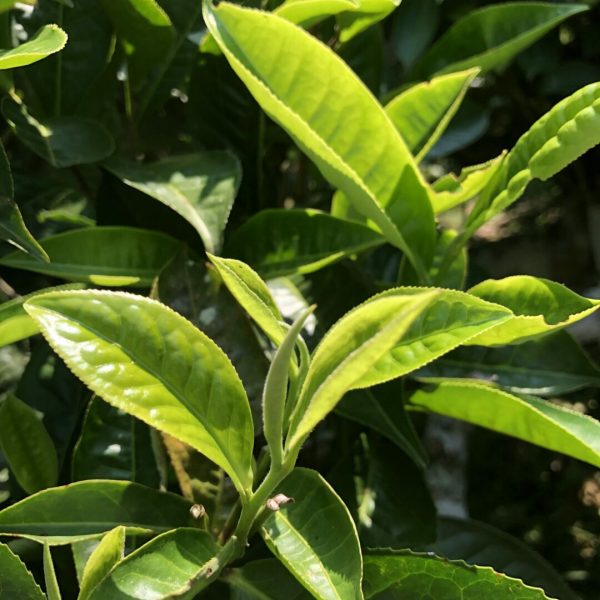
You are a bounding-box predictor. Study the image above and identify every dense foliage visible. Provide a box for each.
[0,0,599,598]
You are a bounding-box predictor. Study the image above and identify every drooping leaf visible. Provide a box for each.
[363,550,553,599]
[0,394,58,494]
[337,0,401,43]
[78,526,125,600]
[0,24,67,70]
[3,97,115,168]
[204,0,436,280]
[106,152,242,254]
[229,209,384,279]
[409,380,600,468]
[24,290,255,493]
[87,528,222,600]
[261,468,363,600]
[0,227,181,287]
[432,517,578,600]
[0,542,46,600]
[0,480,196,544]
[385,69,478,161]
[467,276,600,345]
[43,543,62,600]
[417,330,600,395]
[414,3,588,77]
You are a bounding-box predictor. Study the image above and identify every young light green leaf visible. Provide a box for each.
[0,24,67,70]
[0,227,181,287]
[24,290,255,493]
[337,0,401,43]
[0,542,46,600]
[261,468,363,600]
[43,543,62,600]
[79,526,125,600]
[467,276,600,345]
[87,528,223,600]
[275,0,359,28]
[363,550,553,599]
[72,540,102,585]
[204,0,435,279]
[414,3,588,77]
[409,380,600,469]
[385,69,478,161]
[3,97,115,168]
[0,394,58,494]
[106,152,241,254]
[208,254,287,345]
[228,209,384,279]
[287,291,440,449]
[0,480,196,544]
[417,330,600,396]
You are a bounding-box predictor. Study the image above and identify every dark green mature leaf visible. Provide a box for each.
[432,517,578,600]
[0,24,67,70]
[106,152,241,254]
[385,69,478,161]
[3,98,115,168]
[468,276,600,345]
[0,227,181,287]
[87,528,222,600]
[363,550,552,599]
[227,559,312,600]
[409,380,600,468]
[0,480,196,544]
[261,468,363,600]
[25,290,255,493]
[204,1,436,279]
[0,542,46,600]
[0,394,58,494]
[229,209,384,279]
[414,2,588,77]
[43,543,62,600]
[417,331,600,395]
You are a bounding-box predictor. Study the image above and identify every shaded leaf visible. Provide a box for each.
[43,543,62,600]
[0,542,45,600]
[0,24,67,70]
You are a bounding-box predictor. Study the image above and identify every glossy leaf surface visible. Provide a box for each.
[0,542,45,600]
[0,24,67,70]
[0,394,58,494]
[88,528,220,600]
[0,227,180,287]
[106,152,241,253]
[24,290,254,493]
[0,480,195,544]
[204,1,435,277]
[363,550,552,599]
[261,468,363,600]
[228,209,384,278]
[409,381,600,468]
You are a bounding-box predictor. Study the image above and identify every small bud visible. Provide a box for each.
[266,493,294,511]
[190,504,206,519]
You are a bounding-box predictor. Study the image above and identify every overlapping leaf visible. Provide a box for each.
[0,542,46,600]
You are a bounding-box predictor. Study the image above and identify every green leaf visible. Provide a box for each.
[0,480,196,544]
[432,517,578,600]
[0,227,181,287]
[43,543,62,600]
[409,380,600,468]
[414,3,588,77]
[24,290,255,494]
[100,0,175,87]
[275,0,359,28]
[227,559,313,600]
[385,69,478,161]
[467,276,600,345]
[79,526,125,600]
[417,330,600,395]
[106,152,242,254]
[428,230,467,289]
[0,284,85,348]
[87,528,221,600]
[287,291,440,450]
[0,542,46,600]
[3,97,115,168]
[0,394,58,494]
[261,468,363,600]
[337,0,400,43]
[363,550,553,599]
[0,24,67,70]
[228,209,384,278]
[204,1,435,279]
[208,254,287,345]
